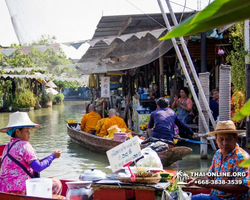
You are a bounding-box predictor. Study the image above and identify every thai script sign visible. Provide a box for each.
[101,76,110,98]
[106,136,142,172]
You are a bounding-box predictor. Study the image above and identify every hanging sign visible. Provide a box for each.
[101,77,110,98]
[106,136,142,172]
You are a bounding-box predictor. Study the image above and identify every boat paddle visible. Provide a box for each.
[175,137,210,145]
[132,132,209,144]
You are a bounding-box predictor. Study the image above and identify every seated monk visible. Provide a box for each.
[95,112,120,136]
[80,104,101,133]
[97,109,131,138]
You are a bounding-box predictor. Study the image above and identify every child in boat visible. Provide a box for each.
[0,112,62,195]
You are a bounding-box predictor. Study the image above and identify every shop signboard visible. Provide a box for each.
[106,136,142,172]
[101,77,110,98]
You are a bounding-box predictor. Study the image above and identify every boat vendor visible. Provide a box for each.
[188,120,250,200]
[97,108,131,138]
[147,97,198,141]
[0,112,62,195]
[80,104,101,133]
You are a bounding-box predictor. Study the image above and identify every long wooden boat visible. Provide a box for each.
[0,144,209,199]
[67,123,193,167]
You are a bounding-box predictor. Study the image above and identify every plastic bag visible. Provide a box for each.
[136,148,163,169]
[178,186,192,200]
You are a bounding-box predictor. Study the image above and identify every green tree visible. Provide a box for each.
[0,35,82,91]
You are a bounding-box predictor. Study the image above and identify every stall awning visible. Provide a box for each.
[77,12,195,74]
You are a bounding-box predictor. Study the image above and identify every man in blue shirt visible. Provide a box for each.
[147,97,196,141]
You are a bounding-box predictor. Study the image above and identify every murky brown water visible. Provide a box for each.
[0,101,213,180]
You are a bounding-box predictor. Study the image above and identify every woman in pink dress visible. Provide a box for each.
[0,112,62,195]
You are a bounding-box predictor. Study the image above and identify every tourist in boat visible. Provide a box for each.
[188,120,249,200]
[172,87,194,124]
[147,97,197,141]
[0,112,62,195]
[97,108,131,138]
[80,104,101,133]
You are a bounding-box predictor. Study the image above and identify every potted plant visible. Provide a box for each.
[55,93,65,104]
[41,91,55,107]
[12,90,37,111]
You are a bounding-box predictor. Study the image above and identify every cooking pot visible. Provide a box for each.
[79,168,106,182]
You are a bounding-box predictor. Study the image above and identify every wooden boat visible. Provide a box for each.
[67,123,193,167]
[0,145,208,199]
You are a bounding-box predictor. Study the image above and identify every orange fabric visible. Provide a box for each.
[95,118,108,135]
[231,91,245,123]
[80,112,101,133]
[98,116,131,138]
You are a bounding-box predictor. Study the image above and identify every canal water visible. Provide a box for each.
[0,101,214,180]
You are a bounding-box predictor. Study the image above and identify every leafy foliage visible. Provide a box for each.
[13,90,37,108]
[54,80,82,91]
[160,0,250,39]
[28,35,71,67]
[233,99,250,121]
[41,91,55,103]
[55,93,65,103]
[226,23,247,94]
[0,35,82,91]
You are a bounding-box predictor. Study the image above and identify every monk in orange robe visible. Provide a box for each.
[97,109,131,138]
[81,104,101,133]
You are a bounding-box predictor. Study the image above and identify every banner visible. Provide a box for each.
[101,77,110,98]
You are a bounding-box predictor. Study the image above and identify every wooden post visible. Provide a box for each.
[198,72,210,159]
[144,65,149,88]
[159,56,164,97]
[102,100,105,118]
[219,65,231,121]
[122,74,126,97]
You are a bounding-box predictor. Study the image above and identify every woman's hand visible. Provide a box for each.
[176,99,181,106]
[53,150,62,158]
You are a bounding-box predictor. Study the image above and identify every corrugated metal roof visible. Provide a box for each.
[78,12,195,73]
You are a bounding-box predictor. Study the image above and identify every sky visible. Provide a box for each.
[0,0,207,59]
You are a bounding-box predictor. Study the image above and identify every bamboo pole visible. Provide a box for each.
[164,0,216,131]
[157,0,216,150]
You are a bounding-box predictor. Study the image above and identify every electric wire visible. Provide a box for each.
[125,0,166,28]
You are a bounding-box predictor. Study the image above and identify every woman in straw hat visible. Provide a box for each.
[189,120,250,200]
[0,112,62,195]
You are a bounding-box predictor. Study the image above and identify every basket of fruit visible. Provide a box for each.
[118,171,161,184]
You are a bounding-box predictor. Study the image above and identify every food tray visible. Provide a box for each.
[118,173,161,184]
[52,194,66,199]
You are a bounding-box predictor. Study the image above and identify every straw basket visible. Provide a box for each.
[118,173,161,184]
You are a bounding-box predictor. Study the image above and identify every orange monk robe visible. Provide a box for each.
[98,116,131,138]
[95,118,108,136]
[80,112,101,133]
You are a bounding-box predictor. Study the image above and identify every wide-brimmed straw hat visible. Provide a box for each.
[0,112,41,133]
[206,120,245,136]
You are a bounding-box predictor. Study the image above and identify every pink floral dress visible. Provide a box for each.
[0,138,37,193]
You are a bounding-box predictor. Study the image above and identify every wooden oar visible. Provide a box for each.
[175,137,210,145]
[132,132,209,145]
